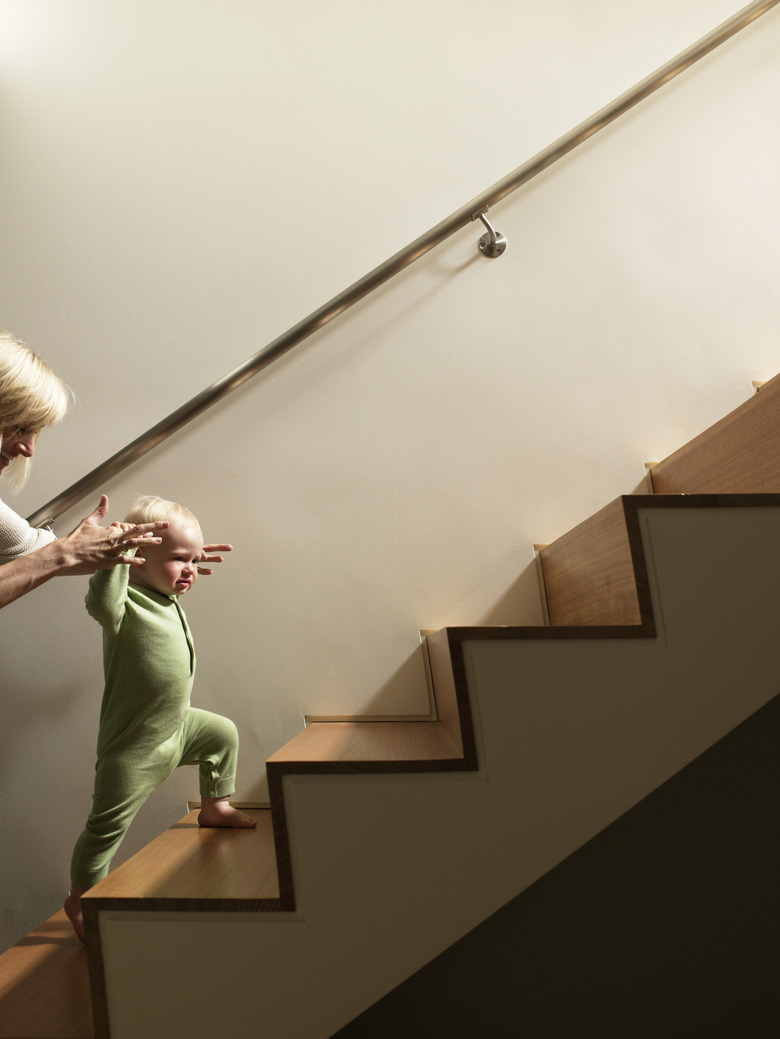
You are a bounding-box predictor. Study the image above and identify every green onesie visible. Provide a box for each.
[70,563,238,889]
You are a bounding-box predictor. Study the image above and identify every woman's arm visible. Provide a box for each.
[0,496,166,609]
[0,537,88,608]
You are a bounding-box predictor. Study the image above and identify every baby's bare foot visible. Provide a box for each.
[64,888,86,944]
[198,797,257,828]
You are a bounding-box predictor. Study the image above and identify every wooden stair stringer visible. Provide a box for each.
[13,492,780,1039]
[82,493,780,1039]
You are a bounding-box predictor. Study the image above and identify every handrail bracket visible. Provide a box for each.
[472,206,507,258]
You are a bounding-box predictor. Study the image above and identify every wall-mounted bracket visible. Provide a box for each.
[472,206,507,258]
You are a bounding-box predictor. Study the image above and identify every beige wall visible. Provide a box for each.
[1,0,779,950]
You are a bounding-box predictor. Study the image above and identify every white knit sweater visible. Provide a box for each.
[0,495,56,564]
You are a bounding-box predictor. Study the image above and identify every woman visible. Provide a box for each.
[0,331,227,608]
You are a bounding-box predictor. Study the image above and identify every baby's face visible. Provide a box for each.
[129,524,204,597]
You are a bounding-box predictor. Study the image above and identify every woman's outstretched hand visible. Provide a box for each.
[58,495,168,574]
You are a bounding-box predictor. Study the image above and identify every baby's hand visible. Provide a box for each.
[197,543,233,576]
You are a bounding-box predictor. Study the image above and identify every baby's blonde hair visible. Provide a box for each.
[124,494,201,531]
[0,331,73,490]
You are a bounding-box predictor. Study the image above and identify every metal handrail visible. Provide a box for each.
[27,0,780,527]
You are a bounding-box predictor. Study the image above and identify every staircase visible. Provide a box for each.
[2,375,779,1039]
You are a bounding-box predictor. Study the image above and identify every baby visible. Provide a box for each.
[65,495,255,942]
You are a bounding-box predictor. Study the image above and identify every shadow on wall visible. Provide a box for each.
[435,558,545,629]
[476,562,543,626]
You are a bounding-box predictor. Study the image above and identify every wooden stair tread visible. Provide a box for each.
[0,909,93,1039]
[267,720,463,767]
[83,808,278,908]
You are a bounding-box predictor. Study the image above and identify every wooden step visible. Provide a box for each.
[650,372,780,493]
[267,717,476,910]
[81,808,276,1038]
[267,719,465,768]
[1,811,278,1039]
[82,808,277,913]
[0,910,93,1039]
[538,492,780,628]
[537,373,780,626]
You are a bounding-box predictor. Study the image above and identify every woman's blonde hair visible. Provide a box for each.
[124,495,201,530]
[0,331,73,490]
